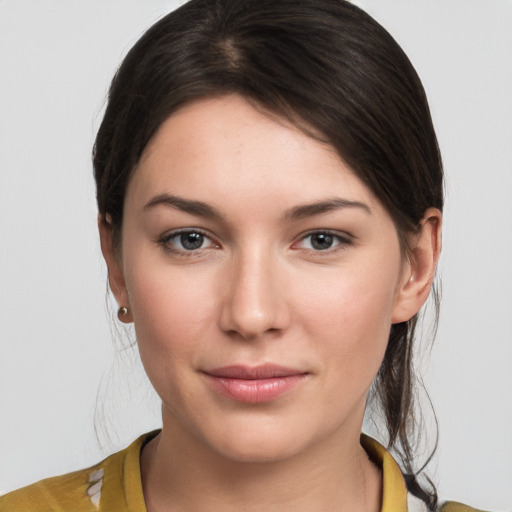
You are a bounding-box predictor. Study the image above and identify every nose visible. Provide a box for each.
[219,249,290,340]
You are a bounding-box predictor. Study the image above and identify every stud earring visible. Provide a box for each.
[117,306,129,320]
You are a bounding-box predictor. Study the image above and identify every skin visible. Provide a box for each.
[99,94,441,512]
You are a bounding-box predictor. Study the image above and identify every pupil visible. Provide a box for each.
[311,233,333,250]
[181,232,203,250]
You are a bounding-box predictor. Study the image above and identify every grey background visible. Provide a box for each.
[1,1,511,510]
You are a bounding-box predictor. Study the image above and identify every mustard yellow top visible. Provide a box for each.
[0,431,484,512]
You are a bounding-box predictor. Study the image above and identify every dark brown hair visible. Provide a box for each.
[93,0,443,508]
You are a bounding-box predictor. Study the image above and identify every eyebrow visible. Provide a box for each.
[143,194,223,220]
[283,197,371,221]
[143,193,371,221]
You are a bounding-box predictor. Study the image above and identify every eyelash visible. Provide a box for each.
[293,230,353,252]
[157,229,218,256]
[157,229,353,256]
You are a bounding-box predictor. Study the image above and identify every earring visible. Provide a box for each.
[117,306,129,320]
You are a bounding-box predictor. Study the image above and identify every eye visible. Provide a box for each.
[295,231,351,251]
[159,229,217,253]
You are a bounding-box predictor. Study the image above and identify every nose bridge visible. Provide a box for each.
[220,242,287,339]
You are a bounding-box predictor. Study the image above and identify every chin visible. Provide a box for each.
[213,435,306,464]
[199,416,322,464]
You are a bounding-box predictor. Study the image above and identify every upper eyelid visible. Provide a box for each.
[160,227,213,239]
[158,228,219,249]
[291,230,354,251]
[157,227,353,248]
[295,229,353,242]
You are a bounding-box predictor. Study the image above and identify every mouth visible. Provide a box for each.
[202,364,309,404]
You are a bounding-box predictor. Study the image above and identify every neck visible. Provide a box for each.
[141,419,382,512]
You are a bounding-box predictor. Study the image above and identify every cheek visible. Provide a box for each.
[299,264,398,333]
[123,261,224,423]
[123,252,218,372]
[295,262,400,385]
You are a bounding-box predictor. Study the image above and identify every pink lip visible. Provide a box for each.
[202,365,308,404]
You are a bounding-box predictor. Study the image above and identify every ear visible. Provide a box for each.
[98,214,133,323]
[392,208,442,324]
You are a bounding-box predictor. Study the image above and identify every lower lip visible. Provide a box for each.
[203,374,307,404]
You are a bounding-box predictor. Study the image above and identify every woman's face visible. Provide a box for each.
[110,95,415,462]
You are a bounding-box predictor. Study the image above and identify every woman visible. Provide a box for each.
[0,1,489,511]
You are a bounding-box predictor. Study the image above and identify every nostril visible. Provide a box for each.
[224,326,283,342]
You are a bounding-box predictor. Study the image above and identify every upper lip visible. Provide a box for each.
[203,364,306,380]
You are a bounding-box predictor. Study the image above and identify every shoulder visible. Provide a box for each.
[408,493,489,512]
[0,465,100,512]
[361,435,490,512]
[0,431,157,512]
[439,501,490,512]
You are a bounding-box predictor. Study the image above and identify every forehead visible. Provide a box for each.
[126,95,387,223]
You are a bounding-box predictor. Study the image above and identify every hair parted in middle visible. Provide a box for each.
[93,0,444,509]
